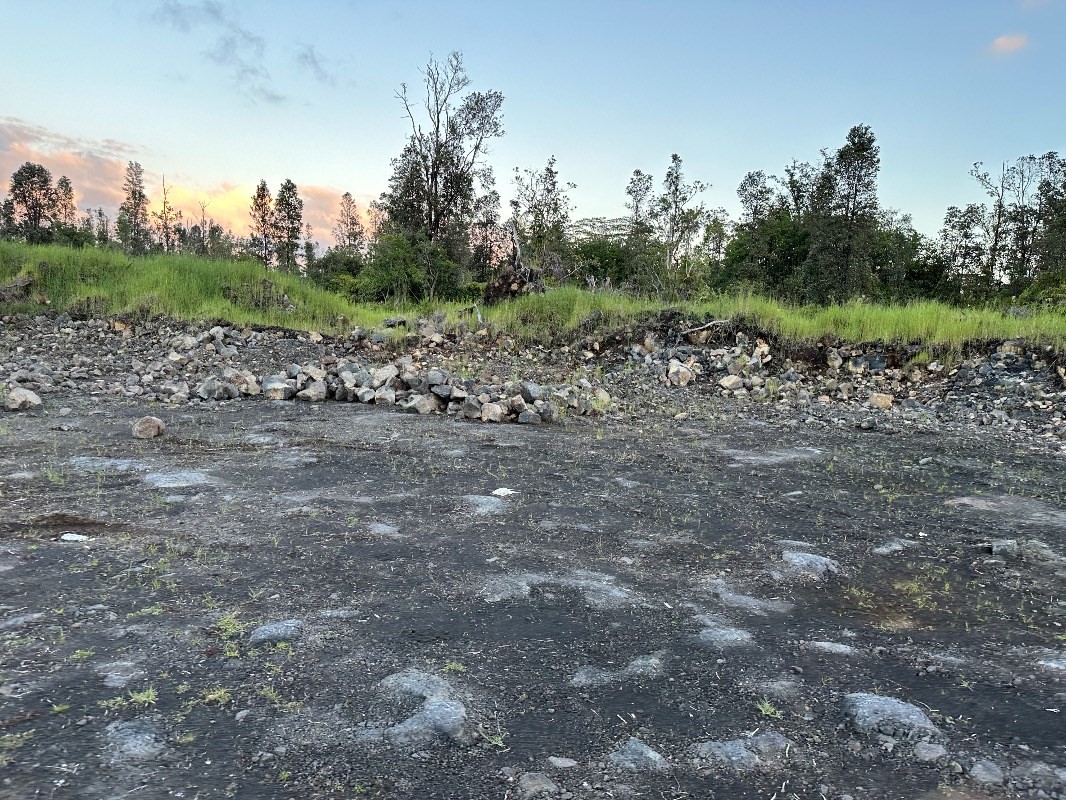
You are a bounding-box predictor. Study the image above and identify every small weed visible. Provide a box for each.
[755,698,783,718]
[51,703,71,714]
[128,687,158,708]
[441,661,467,674]
[69,649,94,661]
[127,603,166,619]
[201,687,232,706]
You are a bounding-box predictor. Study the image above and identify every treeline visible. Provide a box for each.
[3,51,1065,307]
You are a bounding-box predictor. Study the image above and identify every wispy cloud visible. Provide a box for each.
[153,1,285,104]
[1019,0,1049,10]
[987,33,1029,56]
[296,44,335,85]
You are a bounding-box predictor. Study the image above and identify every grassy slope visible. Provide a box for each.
[2,241,1065,350]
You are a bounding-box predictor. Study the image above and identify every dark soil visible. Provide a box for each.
[1,389,1064,799]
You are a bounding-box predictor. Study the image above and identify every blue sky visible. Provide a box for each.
[1,0,1063,239]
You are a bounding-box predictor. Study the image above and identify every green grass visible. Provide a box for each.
[2,241,1064,350]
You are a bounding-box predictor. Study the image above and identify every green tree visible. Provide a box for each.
[332,191,366,253]
[650,154,709,296]
[117,161,151,255]
[249,180,274,266]
[7,162,56,244]
[510,155,575,279]
[376,51,504,269]
[800,124,881,303]
[273,179,303,273]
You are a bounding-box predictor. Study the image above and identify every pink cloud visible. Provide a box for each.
[987,33,1029,56]
[0,117,375,248]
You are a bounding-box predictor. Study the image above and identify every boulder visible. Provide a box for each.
[131,416,165,439]
[3,387,42,411]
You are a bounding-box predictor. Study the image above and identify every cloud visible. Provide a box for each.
[0,118,376,247]
[153,1,285,104]
[0,117,137,211]
[987,33,1029,56]
[296,44,335,85]
[1019,0,1049,9]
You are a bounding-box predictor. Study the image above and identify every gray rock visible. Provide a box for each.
[406,393,441,415]
[547,756,579,769]
[105,719,168,764]
[969,759,1004,785]
[296,380,327,402]
[379,670,450,701]
[520,381,544,402]
[131,416,165,439]
[607,737,669,773]
[374,386,396,405]
[249,619,304,646]
[570,666,613,688]
[517,410,542,424]
[463,495,507,516]
[913,742,947,762]
[719,374,744,391]
[802,641,861,657]
[357,387,376,403]
[3,386,41,411]
[693,732,794,772]
[516,771,559,799]
[426,368,449,386]
[386,698,468,744]
[481,402,506,422]
[98,661,146,689]
[780,550,839,580]
[262,375,296,400]
[694,618,753,648]
[371,364,399,388]
[843,692,940,739]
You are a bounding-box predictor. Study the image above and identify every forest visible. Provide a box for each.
[2,52,1065,309]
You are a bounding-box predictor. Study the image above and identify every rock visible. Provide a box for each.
[386,698,468,744]
[520,381,544,402]
[379,670,450,701]
[481,402,506,423]
[131,416,165,439]
[371,364,399,388]
[969,760,1004,785]
[3,386,41,411]
[296,380,327,401]
[692,732,794,772]
[868,392,893,409]
[843,693,940,740]
[668,359,694,387]
[262,375,296,400]
[607,737,669,773]
[407,393,442,415]
[105,719,168,764]
[374,386,396,405]
[547,756,579,769]
[913,742,947,762]
[517,772,559,799]
[780,550,839,581]
[719,374,743,391]
[357,387,376,403]
[248,619,303,646]
[517,410,542,425]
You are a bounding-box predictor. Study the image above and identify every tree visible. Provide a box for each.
[801,124,881,303]
[377,51,504,267]
[332,191,366,253]
[249,180,275,266]
[117,161,151,255]
[650,154,709,295]
[302,223,317,273]
[273,179,303,273]
[54,176,77,228]
[510,155,575,278]
[152,176,182,253]
[7,162,56,244]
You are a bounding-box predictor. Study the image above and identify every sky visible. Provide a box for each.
[1,0,1063,245]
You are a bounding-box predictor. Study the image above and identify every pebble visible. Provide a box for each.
[248,619,304,646]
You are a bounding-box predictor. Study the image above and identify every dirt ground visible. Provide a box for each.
[1,395,1064,799]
